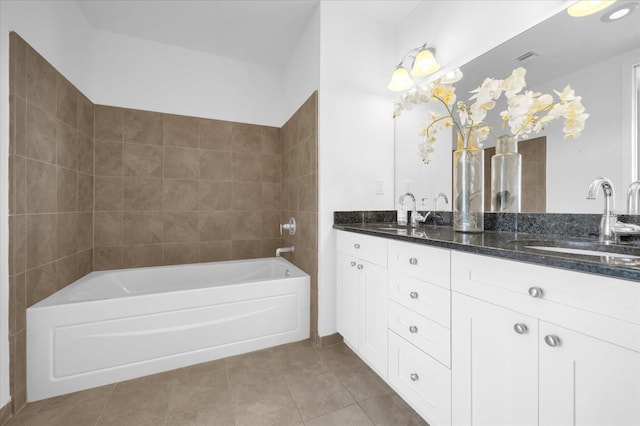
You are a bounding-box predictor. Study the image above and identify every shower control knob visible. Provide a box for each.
[354,243,360,249]
[409,291,419,299]
[544,335,561,347]
[409,325,418,333]
[528,287,543,298]
[513,323,528,335]
[410,373,419,382]
[409,257,418,265]
[357,264,364,270]
[350,261,356,267]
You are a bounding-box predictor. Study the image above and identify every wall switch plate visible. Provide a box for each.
[375,179,384,194]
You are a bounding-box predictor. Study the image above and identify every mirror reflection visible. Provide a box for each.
[394,1,640,214]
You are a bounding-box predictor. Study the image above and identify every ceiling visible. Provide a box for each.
[75,0,421,68]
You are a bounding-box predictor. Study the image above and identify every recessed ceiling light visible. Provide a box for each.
[601,2,638,21]
[567,0,617,17]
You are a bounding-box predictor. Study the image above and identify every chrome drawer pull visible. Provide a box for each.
[350,261,356,267]
[544,335,561,347]
[409,325,418,334]
[513,323,528,335]
[357,264,363,270]
[354,243,360,249]
[409,291,419,299]
[410,373,419,381]
[528,287,543,298]
[409,257,418,265]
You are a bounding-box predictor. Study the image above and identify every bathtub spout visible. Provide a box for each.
[276,246,294,257]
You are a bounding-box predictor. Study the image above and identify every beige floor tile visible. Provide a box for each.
[112,370,176,395]
[338,365,394,402]
[173,358,226,378]
[358,394,428,426]
[304,404,374,426]
[278,343,330,382]
[225,347,278,370]
[96,382,171,426]
[287,371,355,420]
[166,392,235,426]
[233,388,302,426]
[16,398,106,426]
[168,370,229,415]
[228,365,289,401]
[318,343,368,375]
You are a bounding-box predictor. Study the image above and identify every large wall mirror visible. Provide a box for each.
[394,2,640,214]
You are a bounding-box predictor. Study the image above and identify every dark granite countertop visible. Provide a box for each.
[333,215,640,282]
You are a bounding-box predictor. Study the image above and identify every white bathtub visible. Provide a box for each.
[27,257,310,401]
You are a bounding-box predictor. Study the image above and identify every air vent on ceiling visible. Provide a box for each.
[515,50,541,62]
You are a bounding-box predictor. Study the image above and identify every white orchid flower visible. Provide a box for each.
[501,67,527,97]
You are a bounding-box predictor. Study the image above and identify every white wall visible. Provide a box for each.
[91,29,286,127]
[317,2,397,337]
[543,49,640,214]
[0,0,94,409]
[283,4,321,121]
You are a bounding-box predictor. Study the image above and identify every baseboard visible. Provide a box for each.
[317,333,343,348]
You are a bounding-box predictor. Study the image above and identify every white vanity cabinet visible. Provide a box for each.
[336,231,388,377]
[387,240,452,426]
[451,251,640,426]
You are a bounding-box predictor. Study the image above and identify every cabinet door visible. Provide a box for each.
[452,293,538,426]
[539,322,640,426]
[337,252,359,348]
[358,260,388,377]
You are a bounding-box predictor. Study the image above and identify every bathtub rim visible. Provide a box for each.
[30,256,308,308]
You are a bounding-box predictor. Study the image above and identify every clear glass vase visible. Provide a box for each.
[453,128,484,232]
[490,134,522,212]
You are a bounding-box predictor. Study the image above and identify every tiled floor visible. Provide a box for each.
[5,340,427,426]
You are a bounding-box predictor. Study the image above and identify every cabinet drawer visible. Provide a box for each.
[389,301,450,367]
[388,240,450,289]
[451,251,640,352]
[389,271,450,328]
[337,231,387,266]
[388,331,451,426]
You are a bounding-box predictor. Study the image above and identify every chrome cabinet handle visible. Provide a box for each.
[354,243,360,249]
[409,325,418,334]
[544,335,561,347]
[513,323,528,335]
[409,291,419,299]
[350,261,356,267]
[409,257,418,265]
[410,373,419,381]
[528,287,544,298]
[357,264,363,270]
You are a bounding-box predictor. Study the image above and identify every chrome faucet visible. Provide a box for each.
[587,177,616,243]
[398,192,425,227]
[627,181,640,214]
[276,246,294,257]
[424,193,449,226]
[434,193,449,211]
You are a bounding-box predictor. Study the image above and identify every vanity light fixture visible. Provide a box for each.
[387,43,440,91]
[601,1,637,21]
[567,0,617,17]
[440,68,463,84]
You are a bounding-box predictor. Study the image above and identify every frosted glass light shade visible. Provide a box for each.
[567,0,616,17]
[440,68,463,84]
[388,66,414,91]
[410,48,440,76]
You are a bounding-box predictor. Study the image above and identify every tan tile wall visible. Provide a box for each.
[7,33,94,412]
[280,92,319,343]
[92,106,282,269]
[483,136,547,212]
